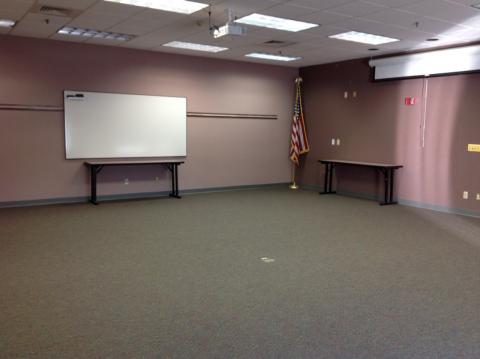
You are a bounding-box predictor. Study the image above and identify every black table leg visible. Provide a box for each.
[168,164,182,199]
[320,163,336,195]
[389,169,396,204]
[329,164,334,192]
[170,164,174,196]
[324,163,328,192]
[380,168,398,206]
[90,165,102,205]
[383,168,389,204]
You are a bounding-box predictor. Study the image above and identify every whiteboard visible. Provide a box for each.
[64,91,186,159]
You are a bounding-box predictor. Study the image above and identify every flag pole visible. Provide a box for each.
[289,77,303,190]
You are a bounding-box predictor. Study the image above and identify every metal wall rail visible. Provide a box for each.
[0,104,63,112]
[0,104,277,120]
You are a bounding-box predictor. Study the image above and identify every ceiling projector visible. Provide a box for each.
[213,23,246,38]
[211,9,246,39]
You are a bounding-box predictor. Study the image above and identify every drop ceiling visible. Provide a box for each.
[2,0,480,67]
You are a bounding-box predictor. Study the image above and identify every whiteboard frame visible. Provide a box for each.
[64,90,187,160]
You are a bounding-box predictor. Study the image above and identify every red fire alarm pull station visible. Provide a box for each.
[405,97,416,105]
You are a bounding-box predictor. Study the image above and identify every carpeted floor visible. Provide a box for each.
[0,188,479,359]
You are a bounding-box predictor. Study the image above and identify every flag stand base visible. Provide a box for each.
[290,164,299,190]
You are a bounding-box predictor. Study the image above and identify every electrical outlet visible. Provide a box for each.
[353,91,357,98]
[331,138,336,145]
[336,138,341,146]
[344,91,348,99]
[463,191,469,200]
[476,193,480,201]
[124,178,129,185]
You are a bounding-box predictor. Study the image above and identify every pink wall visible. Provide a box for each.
[0,35,298,203]
[299,59,480,215]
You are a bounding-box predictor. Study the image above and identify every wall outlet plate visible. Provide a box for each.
[477,193,480,201]
[331,138,336,145]
[336,139,341,146]
[463,191,469,199]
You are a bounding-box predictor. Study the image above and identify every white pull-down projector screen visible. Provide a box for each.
[64,91,187,159]
[370,45,480,81]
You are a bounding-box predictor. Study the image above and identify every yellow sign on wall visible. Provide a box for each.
[468,144,480,152]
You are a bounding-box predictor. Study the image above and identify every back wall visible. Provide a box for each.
[0,35,298,205]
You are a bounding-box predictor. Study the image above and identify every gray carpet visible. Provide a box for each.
[0,188,479,359]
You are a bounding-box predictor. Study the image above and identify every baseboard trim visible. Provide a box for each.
[0,183,290,209]
[182,183,289,196]
[301,185,480,219]
[0,196,88,209]
[4,183,478,218]
[397,198,480,219]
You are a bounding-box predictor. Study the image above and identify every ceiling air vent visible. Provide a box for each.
[262,40,296,48]
[31,4,80,18]
[39,6,71,16]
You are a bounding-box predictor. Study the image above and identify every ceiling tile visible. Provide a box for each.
[399,0,480,24]
[108,8,183,35]
[286,0,355,11]
[331,16,434,40]
[327,1,387,17]
[67,11,133,31]
[363,0,421,7]
[362,9,446,32]
[299,10,353,25]
[0,0,35,20]
[210,0,287,18]
[10,12,71,38]
[86,1,145,16]
[261,3,321,19]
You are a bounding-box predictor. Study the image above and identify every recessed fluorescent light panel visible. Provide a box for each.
[104,0,208,14]
[163,41,228,53]
[236,13,318,32]
[329,31,399,45]
[58,27,134,41]
[245,53,301,62]
[0,19,16,28]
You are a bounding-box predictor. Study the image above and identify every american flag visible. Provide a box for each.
[290,79,309,165]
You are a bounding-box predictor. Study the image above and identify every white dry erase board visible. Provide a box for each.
[64,91,187,159]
